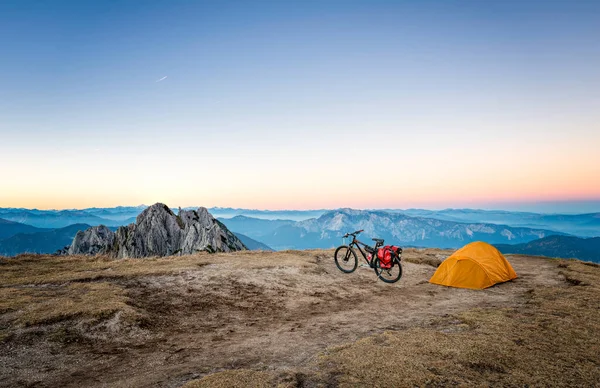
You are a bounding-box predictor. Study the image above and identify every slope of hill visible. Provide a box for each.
[233,233,274,251]
[496,235,600,263]
[0,218,47,240]
[0,223,91,256]
[1,250,598,387]
[225,209,566,250]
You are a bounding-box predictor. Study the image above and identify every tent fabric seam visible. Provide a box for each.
[442,255,494,288]
[436,259,460,284]
[461,256,494,287]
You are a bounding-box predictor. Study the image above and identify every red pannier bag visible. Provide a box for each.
[377,245,401,269]
[377,245,393,269]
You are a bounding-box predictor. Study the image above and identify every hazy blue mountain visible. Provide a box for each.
[217,216,295,239]
[2,206,596,254]
[384,209,600,237]
[496,236,600,263]
[238,209,567,250]
[254,224,326,250]
[0,209,124,229]
[81,205,147,221]
[233,233,274,251]
[0,224,92,256]
[209,207,325,221]
[120,217,138,225]
[0,218,48,240]
[0,206,321,229]
[3,205,598,236]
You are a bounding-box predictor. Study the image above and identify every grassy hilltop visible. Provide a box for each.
[1,249,599,387]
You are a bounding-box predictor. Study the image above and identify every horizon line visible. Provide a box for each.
[2,200,600,215]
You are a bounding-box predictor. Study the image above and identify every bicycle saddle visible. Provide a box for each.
[372,238,384,243]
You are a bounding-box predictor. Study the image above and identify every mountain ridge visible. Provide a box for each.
[233,233,274,251]
[388,208,600,237]
[0,224,92,257]
[1,206,598,236]
[496,235,600,263]
[0,218,49,240]
[219,209,567,250]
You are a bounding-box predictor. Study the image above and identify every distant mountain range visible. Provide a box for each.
[496,236,600,263]
[2,206,598,236]
[0,223,91,256]
[0,218,48,239]
[77,206,147,221]
[206,208,326,221]
[234,233,274,251]
[1,205,598,259]
[219,209,567,250]
[216,216,295,239]
[390,209,600,237]
[0,206,317,228]
[0,209,134,229]
[0,214,271,256]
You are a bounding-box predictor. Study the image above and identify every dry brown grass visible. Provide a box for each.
[402,247,450,267]
[1,250,599,387]
[182,370,274,388]
[0,282,138,328]
[314,293,599,387]
[185,258,600,387]
[0,250,320,286]
[0,250,322,341]
[337,260,598,387]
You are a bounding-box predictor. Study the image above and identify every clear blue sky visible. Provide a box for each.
[1,1,599,211]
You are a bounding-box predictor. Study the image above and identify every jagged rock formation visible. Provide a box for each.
[68,225,115,255]
[68,203,246,258]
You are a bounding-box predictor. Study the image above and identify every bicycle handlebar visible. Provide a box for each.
[343,229,364,238]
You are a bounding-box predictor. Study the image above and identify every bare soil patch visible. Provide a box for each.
[1,249,598,387]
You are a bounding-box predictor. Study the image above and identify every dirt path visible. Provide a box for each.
[0,250,566,387]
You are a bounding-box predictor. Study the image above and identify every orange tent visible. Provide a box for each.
[429,241,517,289]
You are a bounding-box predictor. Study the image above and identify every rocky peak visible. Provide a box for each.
[68,203,246,258]
[68,225,115,255]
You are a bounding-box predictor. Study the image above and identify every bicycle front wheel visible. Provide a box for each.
[374,256,403,283]
[334,245,358,273]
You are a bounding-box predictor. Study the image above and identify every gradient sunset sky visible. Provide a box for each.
[1,1,599,212]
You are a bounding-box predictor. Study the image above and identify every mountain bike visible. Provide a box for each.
[334,230,403,283]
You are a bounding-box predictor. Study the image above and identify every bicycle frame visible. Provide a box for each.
[348,236,378,265]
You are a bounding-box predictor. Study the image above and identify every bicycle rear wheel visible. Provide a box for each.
[373,256,402,283]
[334,245,358,273]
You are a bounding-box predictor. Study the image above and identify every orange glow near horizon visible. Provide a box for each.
[2,102,599,212]
[2,140,600,211]
[2,183,599,211]
[3,165,600,210]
